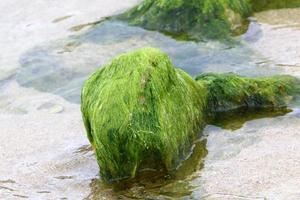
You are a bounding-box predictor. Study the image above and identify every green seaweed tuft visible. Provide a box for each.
[81,48,208,182]
[196,73,300,113]
[117,0,252,41]
[116,0,300,41]
[251,0,300,12]
[81,48,300,182]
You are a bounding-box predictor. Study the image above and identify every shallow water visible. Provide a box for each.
[15,20,285,104]
[1,3,300,200]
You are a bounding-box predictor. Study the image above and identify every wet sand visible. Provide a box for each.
[201,112,300,200]
[243,8,300,77]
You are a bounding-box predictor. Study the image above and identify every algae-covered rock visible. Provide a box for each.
[251,0,300,12]
[81,48,299,182]
[118,0,252,41]
[196,73,300,112]
[81,48,207,181]
[117,0,300,41]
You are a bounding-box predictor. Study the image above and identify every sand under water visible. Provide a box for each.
[1,1,300,199]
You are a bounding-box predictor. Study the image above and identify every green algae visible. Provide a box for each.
[81,48,208,182]
[117,0,300,41]
[252,0,300,12]
[118,0,252,41]
[196,73,300,113]
[211,107,292,131]
[81,48,300,182]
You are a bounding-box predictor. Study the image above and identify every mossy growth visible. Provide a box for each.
[81,48,300,182]
[251,0,300,12]
[81,48,208,182]
[117,0,300,41]
[196,73,300,113]
[117,0,252,41]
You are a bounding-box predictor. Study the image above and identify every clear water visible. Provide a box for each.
[15,20,286,104]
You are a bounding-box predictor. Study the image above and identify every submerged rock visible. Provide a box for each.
[117,0,252,41]
[117,0,300,41]
[81,48,299,182]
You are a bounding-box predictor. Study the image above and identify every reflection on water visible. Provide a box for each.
[87,139,207,200]
[211,107,292,131]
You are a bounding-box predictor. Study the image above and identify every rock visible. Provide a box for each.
[196,73,300,113]
[117,0,252,41]
[81,48,300,182]
[81,48,207,181]
[117,0,300,41]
